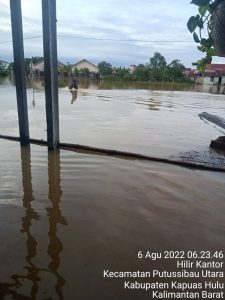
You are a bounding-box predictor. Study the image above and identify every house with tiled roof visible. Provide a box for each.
[196,64,225,85]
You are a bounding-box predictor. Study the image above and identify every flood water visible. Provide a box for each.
[1,77,225,166]
[0,77,225,299]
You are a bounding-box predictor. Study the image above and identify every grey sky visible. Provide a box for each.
[0,0,224,67]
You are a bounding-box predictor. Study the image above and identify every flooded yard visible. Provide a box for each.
[0,78,225,299]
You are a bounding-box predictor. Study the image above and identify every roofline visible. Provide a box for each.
[73,59,98,68]
[33,59,64,66]
[0,60,9,64]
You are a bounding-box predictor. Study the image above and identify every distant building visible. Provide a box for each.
[128,65,136,74]
[196,64,225,85]
[183,68,191,76]
[0,60,10,69]
[33,59,65,72]
[72,59,99,78]
[183,68,198,80]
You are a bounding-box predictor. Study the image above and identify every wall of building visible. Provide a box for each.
[34,61,45,72]
[34,61,64,72]
[0,62,9,69]
[195,76,225,85]
[72,61,98,73]
[221,76,225,85]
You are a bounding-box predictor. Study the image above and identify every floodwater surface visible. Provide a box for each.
[0,140,225,299]
[1,78,225,163]
[0,78,225,299]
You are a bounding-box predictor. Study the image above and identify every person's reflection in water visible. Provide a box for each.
[70,88,78,104]
[0,146,67,300]
[69,78,78,104]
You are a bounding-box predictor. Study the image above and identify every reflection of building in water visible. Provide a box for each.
[78,79,100,89]
[26,79,45,90]
[0,147,67,300]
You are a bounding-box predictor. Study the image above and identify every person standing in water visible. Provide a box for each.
[69,79,78,104]
[69,79,78,90]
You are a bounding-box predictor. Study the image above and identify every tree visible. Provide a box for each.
[79,67,90,78]
[133,64,149,81]
[31,56,43,64]
[0,65,8,77]
[63,62,73,73]
[167,59,184,69]
[8,56,43,73]
[149,52,167,69]
[98,61,113,76]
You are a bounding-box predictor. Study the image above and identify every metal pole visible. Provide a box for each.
[9,0,30,145]
[42,0,59,150]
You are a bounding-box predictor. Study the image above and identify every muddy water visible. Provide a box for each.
[0,140,225,299]
[0,78,225,299]
[1,77,225,167]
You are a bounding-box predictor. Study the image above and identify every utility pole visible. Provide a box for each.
[42,0,59,150]
[10,0,30,145]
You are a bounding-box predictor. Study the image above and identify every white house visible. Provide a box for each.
[0,60,10,69]
[72,59,99,75]
[33,59,65,72]
[128,65,136,74]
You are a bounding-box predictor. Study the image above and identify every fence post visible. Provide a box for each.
[42,0,59,150]
[9,0,30,145]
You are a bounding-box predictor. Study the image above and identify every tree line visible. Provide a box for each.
[98,52,190,82]
[1,52,190,83]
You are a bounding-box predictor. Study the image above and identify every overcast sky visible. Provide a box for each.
[0,0,224,67]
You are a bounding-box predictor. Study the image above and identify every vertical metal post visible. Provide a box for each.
[10,0,30,145]
[42,0,59,150]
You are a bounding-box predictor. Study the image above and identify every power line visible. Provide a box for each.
[57,34,193,43]
[0,35,42,45]
[0,33,193,45]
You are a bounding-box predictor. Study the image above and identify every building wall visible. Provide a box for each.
[34,61,45,72]
[34,60,64,72]
[196,76,225,85]
[221,76,225,85]
[0,62,9,69]
[72,60,98,73]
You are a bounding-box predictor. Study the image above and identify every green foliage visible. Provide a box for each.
[149,52,167,69]
[192,55,212,72]
[102,53,189,83]
[187,0,221,70]
[8,56,44,72]
[72,67,90,78]
[103,67,133,81]
[73,67,79,77]
[98,61,113,76]
[187,16,198,33]
[0,64,8,77]
[31,56,43,64]
[133,64,149,81]
[63,62,73,73]
[191,0,210,6]
[78,67,89,76]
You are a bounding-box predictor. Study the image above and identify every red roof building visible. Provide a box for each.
[205,64,225,76]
